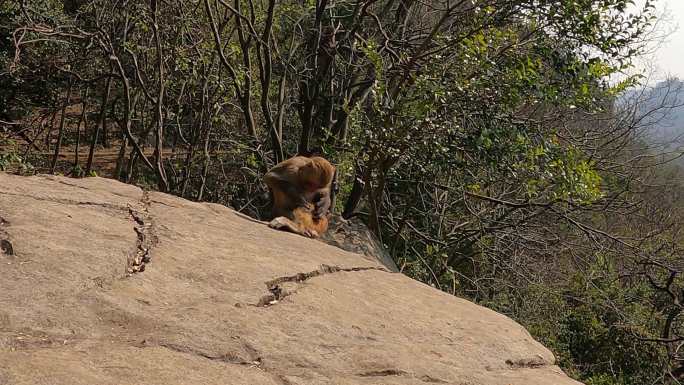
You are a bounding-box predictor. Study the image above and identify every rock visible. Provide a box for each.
[0,173,583,385]
[320,216,400,272]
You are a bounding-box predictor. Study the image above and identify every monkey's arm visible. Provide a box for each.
[312,189,331,219]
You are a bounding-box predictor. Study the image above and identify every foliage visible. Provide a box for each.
[0,139,34,174]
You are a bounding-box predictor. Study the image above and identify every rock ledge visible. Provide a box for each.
[0,173,582,385]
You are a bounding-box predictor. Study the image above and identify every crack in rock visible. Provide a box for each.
[273,374,296,385]
[138,338,269,371]
[419,374,449,383]
[152,341,262,367]
[126,191,158,274]
[0,216,12,256]
[358,369,408,377]
[144,339,296,385]
[358,369,448,383]
[46,177,143,200]
[149,199,182,209]
[0,191,129,212]
[256,264,388,307]
[52,179,93,191]
[505,355,549,369]
[1,331,61,351]
[0,239,13,256]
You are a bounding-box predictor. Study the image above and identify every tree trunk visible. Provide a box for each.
[73,87,89,175]
[114,133,129,180]
[151,1,168,191]
[86,73,112,174]
[51,78,74,173]
[342,162,367,219]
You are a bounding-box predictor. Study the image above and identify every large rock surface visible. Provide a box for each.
[0,173,582,385]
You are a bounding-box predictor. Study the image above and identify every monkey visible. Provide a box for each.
[264,156,335,237]
[264,156,336,238]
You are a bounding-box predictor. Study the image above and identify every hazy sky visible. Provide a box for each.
[634,0,684,80]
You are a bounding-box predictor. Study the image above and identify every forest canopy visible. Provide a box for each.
[2,0,684,383]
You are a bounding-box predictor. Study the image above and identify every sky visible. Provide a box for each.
[633,0,684,80]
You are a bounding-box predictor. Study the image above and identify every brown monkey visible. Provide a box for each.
[264,156,336,238]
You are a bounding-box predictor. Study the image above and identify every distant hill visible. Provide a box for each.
[621,78,684,148]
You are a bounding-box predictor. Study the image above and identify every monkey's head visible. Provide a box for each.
[298,157,335,191]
